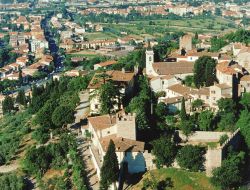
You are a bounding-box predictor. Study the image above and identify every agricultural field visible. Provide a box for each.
[101,17,236,39]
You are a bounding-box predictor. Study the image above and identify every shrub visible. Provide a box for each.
[176,145,206,171]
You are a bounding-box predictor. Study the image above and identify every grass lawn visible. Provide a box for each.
[84,32,118,40]
[130,168,219,190]
[67,50,101,59]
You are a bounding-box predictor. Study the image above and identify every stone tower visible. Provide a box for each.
[116,112,136,140]
[145,49,154,76]
[179,34,192,51]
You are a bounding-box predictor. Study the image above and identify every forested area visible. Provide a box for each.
[210,29,250,52]
[0,74,91,189]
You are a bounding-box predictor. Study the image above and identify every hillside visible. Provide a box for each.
[129,168,219,190]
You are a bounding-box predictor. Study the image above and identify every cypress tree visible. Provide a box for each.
[16,90,26,107]
[100,140,119,190]
[2,95,14,114]
[180,97,187,121]
[18,67,23,86]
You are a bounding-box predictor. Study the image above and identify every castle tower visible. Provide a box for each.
[179,34,192,51]
[145,49,154,76]
[116,112,136,140]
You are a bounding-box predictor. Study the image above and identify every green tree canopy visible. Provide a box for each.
[2,95,14,114]
[176,145,206,172]
[52,105,75,127]
[198,110,214,131]
[236,110,250,148]
[99,81,120,114]
[193,56,217,88]
[240,92,250,111]
[151,136,177,168]
[211,151,245,190]
[16,89,27,107]
[100,140,119,190]
[180,97,188,121]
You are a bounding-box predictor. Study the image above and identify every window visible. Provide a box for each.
[149,56,152,62]
[211,91,216,94]
[107,131,110,134]
[162,81,165,85]
[95,104,99,109]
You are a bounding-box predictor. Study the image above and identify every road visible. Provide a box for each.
[70,90,100,190]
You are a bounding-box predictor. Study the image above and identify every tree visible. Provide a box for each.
[180,97,187,121]
[155,102,168,123]
[198,110,214,131]
[136,109,149,130]
[2,95,14,114]
[176,145,206,172]
[151,136,177,168]
[143,174,173,190]
[236,110,250,148]
[219,134,229,145]
[52,105,75,127]
[215,8,222,16]
[35,99,58,129]
[179,120,194,137]
[16,90,27,107]
[99,81,120,114]
[192,99,204,111]
[100,140,119,190]
[217,98,236,114]
[217,98,237,131]
[183,75,194,87]
[0,173,28,190]
[211,151,245,190]
[240,92,250,111]
[210,36,228,52]
[18,67,23,86]
[193,56,217,88]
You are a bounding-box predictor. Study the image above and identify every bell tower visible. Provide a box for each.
[145,49,154,76]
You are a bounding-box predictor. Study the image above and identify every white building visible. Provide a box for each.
[30,39,49,53]
[85,112,153,179]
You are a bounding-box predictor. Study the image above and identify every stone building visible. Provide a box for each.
[179,34,192,51]
[85,112,154,179]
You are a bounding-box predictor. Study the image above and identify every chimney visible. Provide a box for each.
[122,68,125,73]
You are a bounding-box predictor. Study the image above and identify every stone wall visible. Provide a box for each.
[206,128,241,176]
[178,130,231,142]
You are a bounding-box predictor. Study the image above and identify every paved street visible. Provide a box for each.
[74,90,90,123]
[72,90,100,190]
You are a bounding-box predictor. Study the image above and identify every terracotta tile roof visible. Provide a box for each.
[187,51,220,57]
[150,75,174,81]
[238,47,250,54]
[88,70,134,89]
[216,61,243,75]
[153,61,194,75]
[240,75,250,81]
[100,135,145,152]
[162,95,191,104]
[167,84,195,96]
[215,83,231,89]
[196,87,210,96]
[88,115,116,131]
[95,60,117,67]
